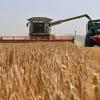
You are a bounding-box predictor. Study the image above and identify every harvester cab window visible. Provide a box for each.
[33,23,45,33]
[87,22,95,35]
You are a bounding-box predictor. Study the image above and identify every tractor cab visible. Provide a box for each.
[85,19,100,46]
[27,17,52,36]
[87,19,100,36]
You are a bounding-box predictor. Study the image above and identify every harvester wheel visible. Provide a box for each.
[85,36,94,47]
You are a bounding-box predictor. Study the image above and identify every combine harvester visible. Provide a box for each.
[0,14,100,46]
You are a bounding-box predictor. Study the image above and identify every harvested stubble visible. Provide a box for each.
[0,42,100,100]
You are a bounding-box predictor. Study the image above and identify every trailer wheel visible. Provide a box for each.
[85,36,94,47]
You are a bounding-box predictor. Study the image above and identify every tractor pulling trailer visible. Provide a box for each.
[0,14,100,46]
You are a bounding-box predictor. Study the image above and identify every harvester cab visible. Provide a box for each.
[27,17,52,36]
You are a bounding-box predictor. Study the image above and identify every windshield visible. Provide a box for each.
[87,21,100,35]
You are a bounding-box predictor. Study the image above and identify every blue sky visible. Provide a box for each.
[0,0,100,36]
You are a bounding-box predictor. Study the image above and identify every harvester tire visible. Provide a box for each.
[85,36,94,47]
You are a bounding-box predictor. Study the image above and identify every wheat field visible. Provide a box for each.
[0,42,100,100]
